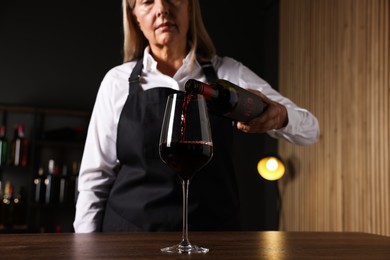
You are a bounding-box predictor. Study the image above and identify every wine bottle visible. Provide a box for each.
[59,165,69,204]
[45,159,60,204]
[33,166,46,203]
[184,79,268,122]
[12,188,25,226]
[70,160,80,203]
[10,124,28,167]
[0,126,7,166]
[0,181,4,227]
[2,181,14,227]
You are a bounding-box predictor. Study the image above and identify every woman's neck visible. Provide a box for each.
[150,44,187,77]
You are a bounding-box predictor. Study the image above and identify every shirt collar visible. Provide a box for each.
[143,47,157,72]
[142,46,194,73]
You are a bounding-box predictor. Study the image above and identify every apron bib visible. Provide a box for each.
[102,59,240,231]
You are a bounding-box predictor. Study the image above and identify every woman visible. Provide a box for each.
[73,0,319,233]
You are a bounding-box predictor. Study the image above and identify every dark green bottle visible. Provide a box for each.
[0,126,7,166]
[185,79,267,122]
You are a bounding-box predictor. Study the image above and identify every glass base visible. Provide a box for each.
[161,243,209,254]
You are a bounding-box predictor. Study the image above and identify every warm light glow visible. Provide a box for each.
[256,231,286,258]
[257,156,285,181]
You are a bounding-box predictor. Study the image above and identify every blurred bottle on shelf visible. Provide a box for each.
[12,187,25,227]
[0,126,7,166]
[59,165,70,204]
[71,160,80,203]
[34,160,80,205]
[1,181,14,227]
[10,124,28,167]
[45,159,60,204]
[0,181,4,227]
[33,166,46,203]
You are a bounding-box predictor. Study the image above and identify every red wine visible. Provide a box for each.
[180,93,192,141]
[160,141,213,180]
[185,79,267,122]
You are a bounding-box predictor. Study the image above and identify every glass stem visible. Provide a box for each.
[181,179,190,246]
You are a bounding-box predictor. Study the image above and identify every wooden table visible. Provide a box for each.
[0,231,389,259]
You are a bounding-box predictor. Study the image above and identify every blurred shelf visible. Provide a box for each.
[0,104,89,233]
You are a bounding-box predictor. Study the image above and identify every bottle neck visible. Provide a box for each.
[17,125,25,138]
[0,126,5,137]
[184,79,217,99]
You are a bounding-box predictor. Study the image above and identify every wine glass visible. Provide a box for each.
[159,92,213,254]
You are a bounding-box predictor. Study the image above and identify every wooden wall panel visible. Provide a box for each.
[279,0,390,236]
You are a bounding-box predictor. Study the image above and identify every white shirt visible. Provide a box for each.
[73,48,320,233]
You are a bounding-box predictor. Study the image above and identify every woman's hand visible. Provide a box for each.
[236,89,288,134]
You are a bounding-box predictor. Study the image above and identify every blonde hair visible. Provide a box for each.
[122,0,216,63]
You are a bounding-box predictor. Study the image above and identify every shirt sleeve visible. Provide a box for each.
[240,63,319,145]
[73,71,124,233]
[218,57,320,145]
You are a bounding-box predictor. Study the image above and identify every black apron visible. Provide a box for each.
[102,59,240,232]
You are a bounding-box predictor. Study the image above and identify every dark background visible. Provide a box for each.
[0,0,280,231]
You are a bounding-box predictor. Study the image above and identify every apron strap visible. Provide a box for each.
[199,61,218,83]
[128,58,144,94]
